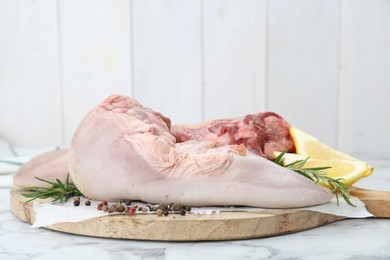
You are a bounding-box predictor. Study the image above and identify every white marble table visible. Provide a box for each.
[1,156,389,260]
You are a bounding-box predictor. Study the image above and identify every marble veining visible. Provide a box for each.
[1,158,390,259]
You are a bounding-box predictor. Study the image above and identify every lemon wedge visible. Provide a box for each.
[273,152,373,187]
[289,127,374,174]
[289,127,357,160]
[273,127,374,187]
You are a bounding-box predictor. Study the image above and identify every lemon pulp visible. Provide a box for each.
[273,127,374,187]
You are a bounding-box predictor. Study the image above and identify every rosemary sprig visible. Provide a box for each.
[274,151,356,207]
[22,174,82,203]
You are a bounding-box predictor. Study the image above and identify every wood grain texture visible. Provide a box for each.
[132,0,203,125]
[338,0,390,156]
[0,0,62,148]
[12,186,390,240]
[350,187,390,218]
[59,0,132,145]
[10,188,345,241]
[267,0,340,148]
[203,0,267,121]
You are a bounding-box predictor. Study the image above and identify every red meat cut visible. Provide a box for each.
[172,112,295,160]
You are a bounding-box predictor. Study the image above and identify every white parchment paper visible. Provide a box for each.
[31,196,372,228]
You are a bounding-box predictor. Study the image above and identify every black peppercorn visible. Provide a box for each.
[185,206,192,211]
[163,210,169,216]
[73,200,80,206]
[124,200,132,206]
[180,209,186,216]
[85,200,91,206]
[171,203,182,211]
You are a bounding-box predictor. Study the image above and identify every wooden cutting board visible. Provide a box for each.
[10,187,390,241]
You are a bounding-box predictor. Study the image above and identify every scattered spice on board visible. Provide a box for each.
[171,203,182,211]
[128,207,136,214]
[156,209,163,216]
[108,205,117,213]
[69,196,193,216]
[73,197,80,206]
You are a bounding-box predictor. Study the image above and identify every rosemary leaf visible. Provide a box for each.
[22,174,82,203]
[274,151,356,207]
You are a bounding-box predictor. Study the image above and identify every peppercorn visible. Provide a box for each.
[180,209,186,216]
[142,207,148,213]
[152,206,158,212]
[156,208,163,216]
[185,206,192,212]
[97,203,103,210]
[129,207,136,214]
[102,200,108,206]
[102,205,108,212]
[74,196,80,202]
[158,204,167,210]
[108,205,117,213]
[85,200,91,206]
[116,203,125,213]
[171,203,182,211]
[163,210,169,216]
[138,207,143,212]
[73,200,80,206]
[124,200,132,206]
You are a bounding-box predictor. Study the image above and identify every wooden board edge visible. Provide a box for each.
[350,187,390,218]
[10,188,347,241]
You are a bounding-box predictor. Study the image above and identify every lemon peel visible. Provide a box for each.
[273,152,373,187]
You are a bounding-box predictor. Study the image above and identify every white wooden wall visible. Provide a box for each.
[0,0,389,157]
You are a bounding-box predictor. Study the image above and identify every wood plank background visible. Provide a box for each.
[0,0,389,158]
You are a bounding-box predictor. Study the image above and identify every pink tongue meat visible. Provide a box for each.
[172,112,295,160]
[13,149,69,188]
[68,94,332,208]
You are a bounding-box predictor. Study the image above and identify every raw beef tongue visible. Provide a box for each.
[69,95,332,208]
[171,112,295,160]
[13,149,69,188]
